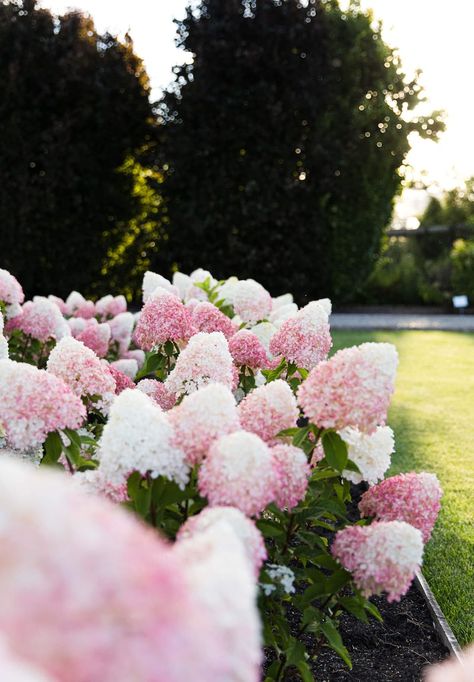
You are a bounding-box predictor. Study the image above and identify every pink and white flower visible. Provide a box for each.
[136,379,177,410]
[191,301,237,339]
[134,288,194,351]
[232,279,272,324]
[0,268,24,319]
[332,521,423,602]
[7,297,70,342]
[238,379,299,444]
[359,472,442,543]
[229,329,270,369]
[271,443,311,510]
[198,430,276,517]
[76,320,111,358]
[339,425,395,485]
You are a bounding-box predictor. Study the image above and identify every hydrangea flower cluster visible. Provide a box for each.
[359,472,443,542]
[6,297,70,342]
[0,359,86,450]
[298,342,398,433]
[134,288,194,350]
[47,337,116,412]
[269,300,332,369]
[76,320,111,357]
[165,332,235,397]
[339,425,395,485]
[0,313,8,359]
[97,389,189,488]
[191,301,237,339]
[0,267,24,318]
[136,378,177,410]
[232,279,272,324]
[229,329,270,369]
[331,521,424,602]
[238,380,299,444]
[198,431,276,516]
[169,383,240,465]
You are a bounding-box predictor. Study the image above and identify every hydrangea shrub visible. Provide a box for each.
[0,266,443,681]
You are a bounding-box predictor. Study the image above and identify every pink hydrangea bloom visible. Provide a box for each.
[6,298,70,342]
[298,342,398,434]
[271,444,310,510]
[229,329,270,369]
[76,320,111,358]
[169,383,240,465]
[165,332,235,397]
[108,365,136,394]
[178,506,267,576]
[174,523,262,682]
[47,337,116,412]
[0,268,24,310]
[310,442,325,467]
[0,359,85,450]
[232,279,272,324]
[0,458,230,682]
[134,289,194,351]
[191,301,237,339]
[0,314,8,359]
[331,521,423,602]
[107,312,135,352]
[73,302,96,319]
[238,379,299,444]
[48,295,67,315]
[137,379,177,410]
[121,348,145,368]
[269,300,332,370]
[109,358,138,379]
[142,270,179,301]
[359,472,442,543]
[425,644,474,682]
[198,430,276,517]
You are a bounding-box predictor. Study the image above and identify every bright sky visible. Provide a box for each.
[40,0,474,192]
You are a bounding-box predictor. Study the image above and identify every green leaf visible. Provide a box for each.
[63,428,81,449]
[320,618,352,670]
[338,596,368,623]
[364,600,383,622]
[325,569,352,593]
[320,618,352,668]
[164,340,175,356]
[293,425,311,448]
[311,553,340,570]
[285,637,306,667]
[277,427,299,438]
[296,660,314,682]
[257,520,285,538]
[127,471,142,501]
[64,441,81,467]
[311,468,340,482]
[322,432,348,472]
[42,431,63,465]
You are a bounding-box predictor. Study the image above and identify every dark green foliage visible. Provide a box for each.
[153,0,443,302]
[0,0,153,297]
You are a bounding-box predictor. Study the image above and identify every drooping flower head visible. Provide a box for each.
[0,268,24,319]
[97,389,189,488]
[271,444,311,511]
[134,288,194,351]
[0,458,229,682]
[198,430,276,517]
[0,359,85,450]
[228,329,270,369]
[165,332,235,397]
[359,472,442,543]
[269,300,332,370]
[6,298,70,343]
[331,520,423,602]
[136,379,177,410]
[238,379,299,444]
[178,506,267,576]
[169,383,240,465]
[47,337,116,412]
[339,425,395,486]
[76,320,111,358]
[232,279,272,324]
[174,522,262,682]
[191,301,237,340]
[298,342,398,433]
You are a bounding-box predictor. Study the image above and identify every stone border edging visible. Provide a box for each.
[415,571,463,663]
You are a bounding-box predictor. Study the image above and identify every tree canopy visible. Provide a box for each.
[154,0,443,302]
[0,0,154,297]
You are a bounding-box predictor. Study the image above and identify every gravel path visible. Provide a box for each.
[331,313,474,332]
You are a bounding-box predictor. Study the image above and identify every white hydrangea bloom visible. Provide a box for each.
[264,564,296,595]
[359,342,399,381]
[110,358,138,379]
[64,291,87,315]
[269,303,298,326]
[172,271,192,300]
[340,425,395,485]
[233,279,272,324]
[97,389,189,488]
[215,276,239,306]
[250,321,277,353]
[174,522,262,682]
[271,293,294,310]
[67,317,87,336]
[142,271,178,302]
[31,297,71,339]
[108,311,135,343]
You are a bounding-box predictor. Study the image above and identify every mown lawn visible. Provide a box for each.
[332,330,474,645]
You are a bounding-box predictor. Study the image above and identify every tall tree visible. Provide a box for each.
[155,0,443,301]
[0,0,154,297]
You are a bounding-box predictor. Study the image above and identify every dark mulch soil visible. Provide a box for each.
[264,483,450,680]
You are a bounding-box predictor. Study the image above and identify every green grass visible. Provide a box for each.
[332,330,474,645]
